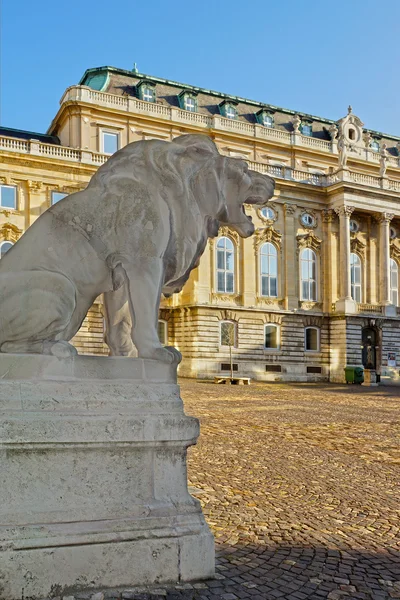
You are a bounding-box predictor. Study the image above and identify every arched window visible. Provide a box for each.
[0,241,13,258]
[216,237,235,293]
[350,253,362,302]
[300,248,317,301]
[305,327,320,351]
[220,320,237,347]
[260,243,278,297]
[157,320,168,346]
[264,324,280,350]
[390,259,399,306]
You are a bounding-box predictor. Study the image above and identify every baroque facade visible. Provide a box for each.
[0,65,400,382]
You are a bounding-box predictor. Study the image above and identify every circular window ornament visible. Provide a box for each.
[349,219,359,233]
[301,212,316,228]
[261,206,275,220]
[390,226,397,240]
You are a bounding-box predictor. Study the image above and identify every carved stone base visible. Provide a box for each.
[362,368,379,386]
[0,355,214,600]
[335,297,358,314]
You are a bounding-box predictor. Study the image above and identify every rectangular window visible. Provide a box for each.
[0,185,17,209]
[307,366,322,374]
[102,131,119,155]
[265,364,282,372]
[51,191,67,205]
[265,325,279,349]
[185,97,196,112]
[305,328,319,351]
[221,363,238,372]
[220,321,236,347]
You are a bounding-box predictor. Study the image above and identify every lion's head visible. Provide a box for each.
[173,134,275,238]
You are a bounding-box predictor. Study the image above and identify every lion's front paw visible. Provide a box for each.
[148,346,182,365]
[44,341,78,359]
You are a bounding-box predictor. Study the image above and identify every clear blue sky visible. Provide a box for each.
[1,0,399,137]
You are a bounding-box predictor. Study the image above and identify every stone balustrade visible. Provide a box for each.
[59,86,400,166]
[2,133,400,193]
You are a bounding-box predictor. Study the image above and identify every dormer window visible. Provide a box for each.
[301,123,312,136]
[219,100,238,120]
[370,140,380,152]
[256,109,274,128]
[178,90,198,113]
[137,81,156,103]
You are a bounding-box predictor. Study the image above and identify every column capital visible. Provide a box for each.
[321,209,336,223]
[284,203,297,216]
[334,205,355,218]
[376,212,395,224]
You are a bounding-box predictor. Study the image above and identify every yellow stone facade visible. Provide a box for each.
[1,66,400,382]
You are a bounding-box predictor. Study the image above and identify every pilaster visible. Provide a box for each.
[377,212,396,316]
[284,203,298,310]
[334,205,357,314]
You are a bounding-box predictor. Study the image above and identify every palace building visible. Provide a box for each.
[0,65,399,382]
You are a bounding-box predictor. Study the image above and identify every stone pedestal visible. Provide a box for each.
[362,368,379,386]
[0,355,214,600]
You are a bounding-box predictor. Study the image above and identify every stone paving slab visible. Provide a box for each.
[46,381,400,600]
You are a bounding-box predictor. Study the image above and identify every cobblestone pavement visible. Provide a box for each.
[70,381,399,600]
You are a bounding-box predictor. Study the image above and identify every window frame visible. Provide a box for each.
[0,241,14,258]
[261,206,276,220]
[304,326,320,352]
[301,123,313,137]
[216,236,235,294]
[390,259,399,306]
[219,320,237,348]
[0,184,17,210]
[370,140,380,152]
[264,324,280,351]
[260,242,278,298]
[300,248,317,302]
[350,252,362,303]
[100,129,120,155]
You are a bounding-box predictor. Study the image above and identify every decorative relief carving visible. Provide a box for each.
[300,301,323,312]
[0,223,22,242]
[253,226,282,254]
[376,212,395,224]
[296,232,322,253]
[350,235,366,257]
[27,180,43,191]
[211,292,241,305]
[390,241,400,262]
[217,226,240,245]
[256,297,284,310]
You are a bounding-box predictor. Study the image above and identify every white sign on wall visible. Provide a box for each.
[387,352,397,367]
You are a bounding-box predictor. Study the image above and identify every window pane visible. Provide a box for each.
[270,277,277,297]
[0,186,16,209]
[306,328,318,351]
[301,260,309,280]
[51,191,67,205]
[226,250,234,272]
[302,281,309,300]
[310,281,316,301]
[261,276,269,297]
[265,325,278,349]
[217,250,225,270]
[269,255,277,277]
[217,272,225,292]
[354,267,361,284]
[103,132,119,154]
[226,272,234,293]
[0,242,13,257]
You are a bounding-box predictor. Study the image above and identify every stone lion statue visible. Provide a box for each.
[0,134,274,363]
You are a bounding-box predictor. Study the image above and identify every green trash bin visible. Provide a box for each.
[344,366,355,384]
[344,366,364,384]
[354,366,364,384]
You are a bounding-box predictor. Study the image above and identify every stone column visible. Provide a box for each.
[283,203,298,310]
[322,209,336,313]
[378,212,396,316]
[334,205,357,313]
